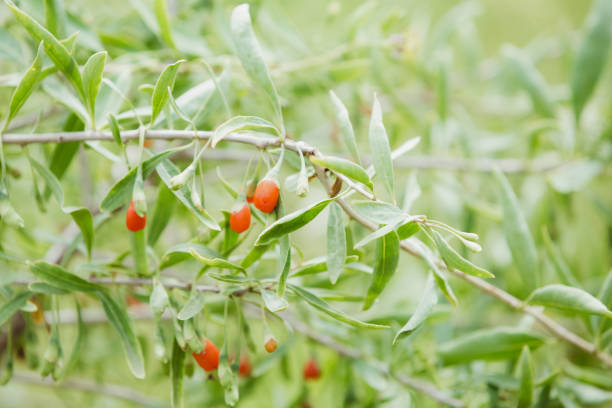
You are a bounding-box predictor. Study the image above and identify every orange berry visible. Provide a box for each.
[229,203,251,233]
[126,200,146,232]
[246,195,254,204]
[143,139,153,148]
[303,358,321,380]
[238,355,252,377]
[253,179,280,213]
[192,339,220,372]
[264,336,278,353]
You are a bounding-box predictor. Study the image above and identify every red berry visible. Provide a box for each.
[126,200,146,232]
[246,195,254,204]
[192,339,220,372]
[238,355,252,377]
[303,358,321,380]
[264,336,278,353]
[229,203,251,233]
[253,179,280,213]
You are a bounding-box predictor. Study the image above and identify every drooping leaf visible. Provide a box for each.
[261,288,288,312]
[177,291,206,321]
[230,4,283,129]
[151,60,184,124]
[393,273,438,343]
[276,231,291,298]
[431,230,494,278]
[527,284,612,317]
[310,155,373,190]
[494,169,539,295]
[438,327,545,365]
[29,261,101,292]
[212,116,279,147]
[326,202,346,284]
[95,290,145,379]
[82,51,107,127]
[255,198,334,245]
[148,183,176,246]
[329,90,360,163]
[363,232,400,310]
[150,280,169,317]
[170,339,185,408]
[571,0,612,120]
[368,95,394,200]
[0,291,33,325]
[288,284,388,329]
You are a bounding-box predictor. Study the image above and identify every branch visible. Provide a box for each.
[11,371,167,407]
[312,166,612,368]
[1,130,573,173]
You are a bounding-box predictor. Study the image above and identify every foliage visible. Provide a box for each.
[0,0,611,407]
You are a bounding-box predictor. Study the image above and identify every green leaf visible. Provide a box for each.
[564,363,612,390]
[571,0,612,120]
[82,51,107,127]
[355,218,415,249]
[368,95,394,200]
[527,284,612,317]
[151,60,184,124]
[393,273,437,344]
[218,350,239,406]
[503,45,554,117]
[431,230,494,278]
[28,157,94,258]
[100,144,190,212]
[5,0,84,99]
[188,248,245,273]
[230,4,282,129]
[276,232,291,297]
[516,346,534,408]
[549,161,602,193]
[329,90,360,164]
[28,282,68,295]
[363,232,400,310]
[170,339,185,408]
[0,186,24,228]
[160,243,220,269]
[352,200,405,225]
[291,255,359,277]
[95,290,145,379]
[0,291,33,325]
[154,0,175,49]
[156,159,221,231]
[150,280,169,316]
[240,244,271,268]
[212,116,279,147]
[327,202,346,284]
[310,155,373,190]
[438,327,545,365]
[4,42,44,129]
[288,284,389,329]
[42,76,89,125]
[148,183,176,246]
[494,169,539,294]
[55,300,85,381]
[44,0,67,37]
[177,291,206,321]
[255,198,335,245]
[29,261,101,292]
[541,227,580,288]
[261,288,288,312]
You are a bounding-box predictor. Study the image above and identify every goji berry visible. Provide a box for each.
[303,358,321,380]
[192,339,220,372]
[253,179,280,213]
[126,200,146,232]
[264,336,278,353]
[229,203,251,233]
[238,355,252,377]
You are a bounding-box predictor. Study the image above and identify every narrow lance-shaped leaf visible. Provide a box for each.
[82,51,107,128]
[0,186,24,228]
[517,346,534,408]
[261,288,288,312]
[571,0,612,121]
[327,202,346,284]
[148,183,176,245]
[255,198,335,245]
[170,339,185,408]
[329,90,360,163]
[5,0,84,99]
[189,248,245,273]
[44,0,67,38]
[177,290,206,320]
[431,230,494,278]
[494,169,539,295]
[212,116,279,147]
[352,200,405,225]
[230,4,283,132]
[276,233,291,297]
[154,0,175,49]
[438,327,545,365]
[151,60,184,124]
[369,95,394,201]
[0,291,33,326]
[3,42,44,130]
[95,290,145,379]
[363,231,400,311]
[393,273,438,344]
[29,261,102,292]
[288,284,389,329]
[527,284,612,317]
[310,155,373,190]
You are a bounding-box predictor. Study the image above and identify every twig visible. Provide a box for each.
[312,166,612,368]
[1,130,576,174]
[279,311,463,407]
[11,371,168,407]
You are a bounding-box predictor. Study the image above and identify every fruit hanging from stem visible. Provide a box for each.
[126,200,146,232]
[192,339,220,372]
